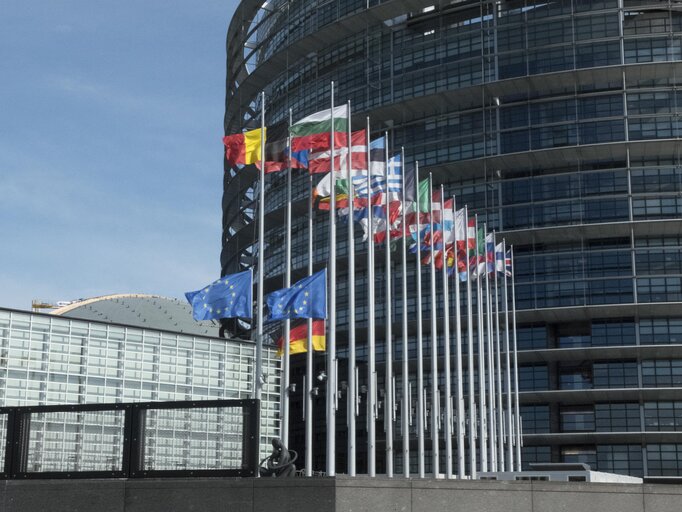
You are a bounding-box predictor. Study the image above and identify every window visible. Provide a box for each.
[561,446,596,468]
[591,321,636,346]
[519,365,549,391]
[597,445,643,476]
[640,319,682,345]
[637,277,682,303]
[521,446,551,470]
[561,406,595,432]
[517,326,547,350]
[560,365,593,390]
[647,444,682,476]
[521,405,550,433]
[595,403,640,432]
[593,361,638,388]
[644,402,682,431]
[641,360,682,387]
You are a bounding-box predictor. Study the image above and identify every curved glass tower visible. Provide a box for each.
[224,0,682,477]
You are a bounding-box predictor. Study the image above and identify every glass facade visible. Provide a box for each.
[0,308,279,464]
[225,0,682,476]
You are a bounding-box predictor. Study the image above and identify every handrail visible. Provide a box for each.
[0,399,260,479]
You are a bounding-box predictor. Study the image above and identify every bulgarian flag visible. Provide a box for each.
[276,319,326,357]
[223,128,265,166]
[290,105,349,152]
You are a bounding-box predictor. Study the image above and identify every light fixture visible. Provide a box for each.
[317,370,327,382]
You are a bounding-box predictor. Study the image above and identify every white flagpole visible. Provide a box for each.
[281,109,293,446]
[440,187,453,479]
[484,230,496,472]
[494,237,505,472]
[454,203,465,479]
[384,133,394,478]
[511,246,521,471]
[415,163,425,478]
[400,148,410,478]
[465,208,476,479]
[255,91,265,403]
[305,172,314,476]
[428,174,439,478]
[366,118,377,477]
[326,82,337,477]
[503,240,513,471]
[346,101,357,476]
[475,216,487,473]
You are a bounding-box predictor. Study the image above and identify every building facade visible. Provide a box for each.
[224,0,682,477]
[0,297,279,471]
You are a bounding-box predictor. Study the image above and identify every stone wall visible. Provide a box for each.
[2,476,681,512]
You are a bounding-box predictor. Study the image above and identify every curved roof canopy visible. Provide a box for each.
[51,294,219,337]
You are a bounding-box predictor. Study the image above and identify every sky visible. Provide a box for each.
[0,1,240,310]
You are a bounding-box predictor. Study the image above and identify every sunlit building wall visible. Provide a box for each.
[0,300,279,469]
[224,0,682,476]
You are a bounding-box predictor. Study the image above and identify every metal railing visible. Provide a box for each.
[0,399,260,479]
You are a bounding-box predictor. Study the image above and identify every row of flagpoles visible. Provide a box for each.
[189,85,523,478]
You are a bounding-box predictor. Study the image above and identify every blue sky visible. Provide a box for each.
[0,1,239,310]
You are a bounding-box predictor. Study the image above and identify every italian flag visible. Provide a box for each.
[290,105,349,152]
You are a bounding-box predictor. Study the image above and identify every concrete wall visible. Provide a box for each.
[2,477,682,512]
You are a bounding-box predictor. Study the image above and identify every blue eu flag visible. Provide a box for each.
[185,269,252,321]
[266,269,327,321]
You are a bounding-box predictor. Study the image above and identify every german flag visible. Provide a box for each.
[276,319,326,357]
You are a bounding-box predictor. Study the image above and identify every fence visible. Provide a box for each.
[0,399,260,479]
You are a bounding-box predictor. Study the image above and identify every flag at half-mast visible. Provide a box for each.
[372,153,403,244]
[353,135,386,203]
[265,269,327,321]
[411,183,441,255]
[466,216,478,276]
[472,226,487,278]
[185,270,253,321]
[420,193,449,265]
[223,129,264,167]
[433,198,455,270]
[495,242,508,276]
[261,121,309,172]
[313,130,375,210]
[485,232,495,274]
[455,208,468,281]
[308,129,368,173]
[276,319,326,357]
[290,105,349,152]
